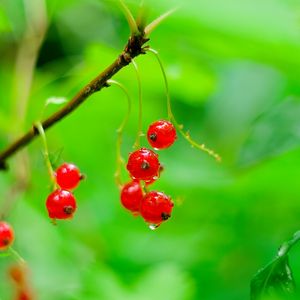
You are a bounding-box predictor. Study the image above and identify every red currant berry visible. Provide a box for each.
[46,189,77,220]
[55,163,82,190]
[17,290,32,300]
[147,120,177,150]
[120,181,143,215]
[9,265,26,286]
[126,148,160,181]
[140,191,174,225]
[0,221,14,250]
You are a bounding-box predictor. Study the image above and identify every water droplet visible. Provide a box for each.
[148,223,159,230]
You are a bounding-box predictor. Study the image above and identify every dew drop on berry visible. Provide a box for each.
[148,223,160,230]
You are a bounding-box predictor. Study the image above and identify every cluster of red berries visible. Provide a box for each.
[46,163,83,220]
[9,264,33,300]
[120,120,177,228]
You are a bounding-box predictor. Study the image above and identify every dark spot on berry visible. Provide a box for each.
[64,206,74,215]
[161,212,171,221]
[141,161,150,170]
[2,238,9,245]
[149,133,157,141]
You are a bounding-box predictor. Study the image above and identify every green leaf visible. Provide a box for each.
[238,98,300,167]
[251,256,295,300]
[250,231,300,300]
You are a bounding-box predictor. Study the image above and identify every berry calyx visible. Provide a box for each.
[120,181,143,215]
[126,148,161,181]
[147,120,177,150]
[0,221,14,250]
[140,191,174,225]
[46,189,77,220]
[55,163,82,190]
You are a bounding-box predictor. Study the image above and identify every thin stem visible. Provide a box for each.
[12,0,48,131]
[136,1,148,32]
[0,0,49,219]
[34,122,56,189]
[0,34,149,170]
[132,59,143,149]
[147,48,172,119]
[145,7,178,36]
[8,247,26,265]
[107,79,132,188]
[278,230,300,257]
[118,0,139,36]
[147,48,221,162]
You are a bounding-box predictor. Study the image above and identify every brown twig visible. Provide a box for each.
[0,34,149,170]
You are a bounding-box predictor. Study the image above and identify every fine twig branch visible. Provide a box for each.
[0,34,149,170]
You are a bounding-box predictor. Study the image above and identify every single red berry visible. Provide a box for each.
[0,221,14,250]
[46,189,77,220]
[55,163,82,190]
[140,191,174,225]
[120,181,143,215]
[9,265,26,286]
[147,120,177,150]
[126,148,160,181]
[16,290,32,300]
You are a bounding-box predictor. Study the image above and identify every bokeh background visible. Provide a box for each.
[1,0,300,299]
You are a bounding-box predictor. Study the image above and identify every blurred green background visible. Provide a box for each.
[1,0,300,299]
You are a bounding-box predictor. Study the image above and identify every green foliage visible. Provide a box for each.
[251,232,300,300]
[1,0,300,299]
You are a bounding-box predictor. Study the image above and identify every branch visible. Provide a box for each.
[0,34,149,170]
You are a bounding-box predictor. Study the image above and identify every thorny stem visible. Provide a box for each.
[34,122,56,189]
[0,34,149,170]
[147,48,221,162]
[107,80,132,189]
[132,59,143,149]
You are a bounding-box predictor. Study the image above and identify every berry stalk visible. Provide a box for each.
[132,59,143,149]
[34,122,56,189]
[147,48,221,162]
[8,247,26,265]
[107,79,132,188]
